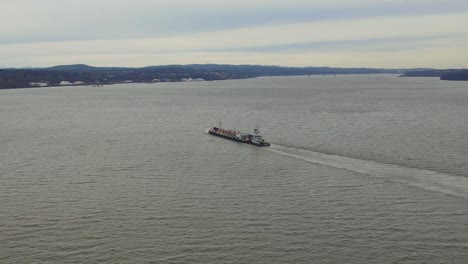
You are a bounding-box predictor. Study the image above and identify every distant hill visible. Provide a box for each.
[158,64,406,76]
[401,69,468,81]
[0,64,416,89]
[440,70,468,81]
[400,69,456,77]
[45,64,132,73]
[46,64,97,72]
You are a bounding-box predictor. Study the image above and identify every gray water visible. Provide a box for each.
[1,75,467,263]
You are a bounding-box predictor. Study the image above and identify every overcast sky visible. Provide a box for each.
[1,0,468,68]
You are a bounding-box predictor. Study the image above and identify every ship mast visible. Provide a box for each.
[254,128,260,136]
[254,125,260,136]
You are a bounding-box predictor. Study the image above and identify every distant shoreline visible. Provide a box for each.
[400,69,468,80]
[2,63,467,90]
[0,64,408,90]
[0,74,403,90]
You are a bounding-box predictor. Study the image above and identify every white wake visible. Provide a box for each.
[268,144,468,199]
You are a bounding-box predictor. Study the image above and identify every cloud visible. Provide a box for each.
[2,13,467,53]
[1,1,467,67]
[1,0,467,43]
[6,45,468,69]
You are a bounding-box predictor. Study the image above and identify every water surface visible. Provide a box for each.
[1,75,467,263]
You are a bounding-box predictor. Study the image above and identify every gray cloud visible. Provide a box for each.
[2,0,467,44]
[1,0,467,67]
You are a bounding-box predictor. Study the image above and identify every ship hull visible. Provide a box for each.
[209,130,270,147]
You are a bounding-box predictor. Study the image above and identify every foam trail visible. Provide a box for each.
[269,144,468,199]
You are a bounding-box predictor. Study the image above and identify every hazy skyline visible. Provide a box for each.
[1,0,468,68]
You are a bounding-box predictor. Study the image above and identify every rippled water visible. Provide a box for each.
[1,75,467,263]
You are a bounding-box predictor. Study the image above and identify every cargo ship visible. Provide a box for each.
[209,126,271,147]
